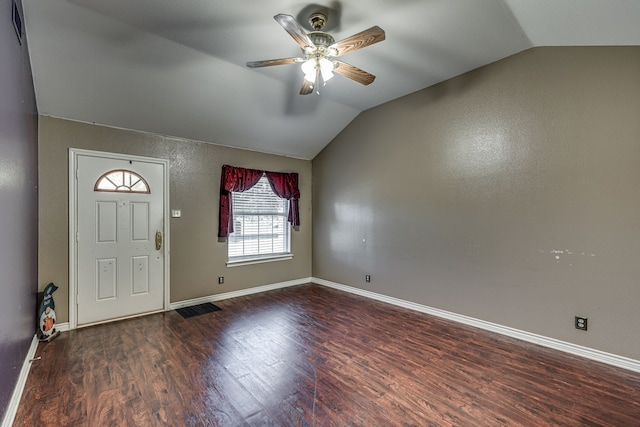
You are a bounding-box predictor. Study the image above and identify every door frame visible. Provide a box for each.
[68,148,170,329]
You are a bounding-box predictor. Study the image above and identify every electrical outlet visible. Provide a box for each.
[365,275,371,283]
[575,316,588,331]
[218,276,224,285]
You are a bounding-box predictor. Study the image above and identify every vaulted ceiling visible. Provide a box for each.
[23,0,640,159]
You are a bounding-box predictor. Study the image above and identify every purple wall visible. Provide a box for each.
[0,0,38,421]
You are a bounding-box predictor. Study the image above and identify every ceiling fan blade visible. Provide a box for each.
[300,68,321,95]
[300,79,314,95]
[330,26,385,57]
[333,61,376,85]
[246,57,301,68]
[274,14,315,50]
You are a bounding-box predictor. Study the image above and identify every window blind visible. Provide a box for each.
[228,176,290,260]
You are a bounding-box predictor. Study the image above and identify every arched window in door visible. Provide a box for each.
[94,169,150,193]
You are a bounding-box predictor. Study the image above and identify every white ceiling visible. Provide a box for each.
[22,0,640,160]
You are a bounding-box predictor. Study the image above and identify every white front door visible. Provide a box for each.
[75,153,166,325]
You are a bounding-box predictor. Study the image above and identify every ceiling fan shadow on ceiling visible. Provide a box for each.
[247,12,385,95]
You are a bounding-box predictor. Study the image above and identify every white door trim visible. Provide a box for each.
[68,148,170,330]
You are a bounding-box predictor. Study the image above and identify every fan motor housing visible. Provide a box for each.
[309,31,335,47]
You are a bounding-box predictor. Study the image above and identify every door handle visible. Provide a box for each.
[155,230,163,251]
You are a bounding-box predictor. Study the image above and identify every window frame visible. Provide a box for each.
[226,175,293,266]
[94,169,150,194]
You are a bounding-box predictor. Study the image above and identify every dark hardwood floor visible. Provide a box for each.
[14,283,640,426]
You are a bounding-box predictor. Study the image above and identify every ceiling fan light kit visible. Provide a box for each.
[302,57,334,83]
[246,11,385,95]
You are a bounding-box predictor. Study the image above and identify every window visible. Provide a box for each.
[94,170,150,193]
[228,176,291,262]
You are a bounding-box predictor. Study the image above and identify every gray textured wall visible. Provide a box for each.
[38,117,312,323]
[0,0,38,421]
[313,47,640,360]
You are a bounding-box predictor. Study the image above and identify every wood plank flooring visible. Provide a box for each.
[14,283,640,426]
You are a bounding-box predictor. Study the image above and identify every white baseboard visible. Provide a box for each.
[170,277,312,310]
[313,278,640,374]
[1,334,39,427]
[7,274,635,427]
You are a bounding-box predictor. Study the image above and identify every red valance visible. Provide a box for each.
[218,165,301,238]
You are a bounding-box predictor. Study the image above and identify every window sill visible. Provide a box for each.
[226,254,293,268]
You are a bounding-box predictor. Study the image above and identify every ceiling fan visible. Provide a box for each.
[246,12,385,95]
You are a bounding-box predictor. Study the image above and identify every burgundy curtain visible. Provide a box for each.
[218,165,301,238]
[218,165,263,237]
[265,172,301,227]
